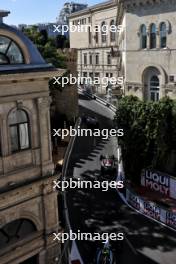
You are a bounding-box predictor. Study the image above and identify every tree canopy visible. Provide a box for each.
[115,96,176,183]
[23,26,67,68]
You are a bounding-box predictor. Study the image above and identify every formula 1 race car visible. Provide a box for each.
[100,154,116,175]
[96,240,116,264]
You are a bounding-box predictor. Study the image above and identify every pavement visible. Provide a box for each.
[64,93,176,264]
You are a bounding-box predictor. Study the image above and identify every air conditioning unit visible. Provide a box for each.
[169,75,176,83]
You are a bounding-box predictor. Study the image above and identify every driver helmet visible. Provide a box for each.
[102,248,109,256]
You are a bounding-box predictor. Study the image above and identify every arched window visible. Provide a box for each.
[150,24,156,49]
[140,24,147,49]
[150,75,160,101]
[94,25,99,44]
[160,22,167,48]
[101,21,107,43]
[0,36,24,65]
[0,219,36,249]
[110,20,116,42]
[8,109,30,152]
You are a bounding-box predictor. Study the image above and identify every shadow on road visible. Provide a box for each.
[65,102,176,264]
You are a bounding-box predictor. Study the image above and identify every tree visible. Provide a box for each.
[115,96,176,183]
[23,27,66,68]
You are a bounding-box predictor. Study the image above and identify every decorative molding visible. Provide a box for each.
[16,100,23,109]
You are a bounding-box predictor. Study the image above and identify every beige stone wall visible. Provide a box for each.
[0,71,63,264]
[121,2,176,100]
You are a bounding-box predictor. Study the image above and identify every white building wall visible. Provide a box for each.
[122,2,176,100]
[69,2,121,94]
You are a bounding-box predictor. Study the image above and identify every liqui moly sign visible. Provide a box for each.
[143,202,161,220]
[141,169,170,196]
[166,211,176,229]
[126,190,140,210]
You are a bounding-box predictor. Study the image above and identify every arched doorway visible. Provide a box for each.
[142,66,161,101]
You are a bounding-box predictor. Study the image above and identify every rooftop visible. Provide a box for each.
[0,10,55,73]
[0,10,10,23]
[68,0,115,18]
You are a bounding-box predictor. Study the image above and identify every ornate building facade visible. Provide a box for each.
[118,0,176,100]
[69,1,121,95]
[0,10,64,264]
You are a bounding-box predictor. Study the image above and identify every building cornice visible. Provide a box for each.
[69,1,116,19]
[0,69,65,84]
[123,0,171,9]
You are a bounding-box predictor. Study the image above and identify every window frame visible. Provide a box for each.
[95,25,99,44]
[160,22,167,48]
[0,35,24,65]
[95,54,99,65]
[110,20,116,42]
[149,75,160,102]
[140,24,147,49]
[150,23,157,49]
[83,53,87,65]
[8,109,31,153]
[107,54,111,65]
[101,21,107,43]
[89,54,92,65]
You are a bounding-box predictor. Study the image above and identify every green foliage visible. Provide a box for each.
[23,27,66,68]
[115,96,176,183]
[56,35,70,49]
[49,70,70,93]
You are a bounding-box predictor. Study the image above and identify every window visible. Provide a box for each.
[81,18,86,25]
[95,72,100,78]
[160,22,167,48]
[110,20,116,42]
[150,75,160,101]
[0,219,36,249]
[88,27,92,45]
[150,24,156,49]
[83,72,87,77]
[89,72,93,80]
[83,53,87,65]
[8,109,30,153]
[140,24,147,49]
[82,72,87,84]
[0,36,24,64]
[95,26,99,44]
[89,54,92,64]
[107,54,111,65]
[101,21,107,43]
[95,54,99,65]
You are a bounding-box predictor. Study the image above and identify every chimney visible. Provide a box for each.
[0,10,10,24]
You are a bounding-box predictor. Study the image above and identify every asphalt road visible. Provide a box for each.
[65,94,176,264]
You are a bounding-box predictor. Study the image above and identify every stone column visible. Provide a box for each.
[41,179,62,264]
[37,97,54,176]
[156,26,160,49]
[147,27,150,49]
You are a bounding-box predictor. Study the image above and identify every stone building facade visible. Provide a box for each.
[69,1,121,95]
[0,11,64,264]
[118,0,176,100]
